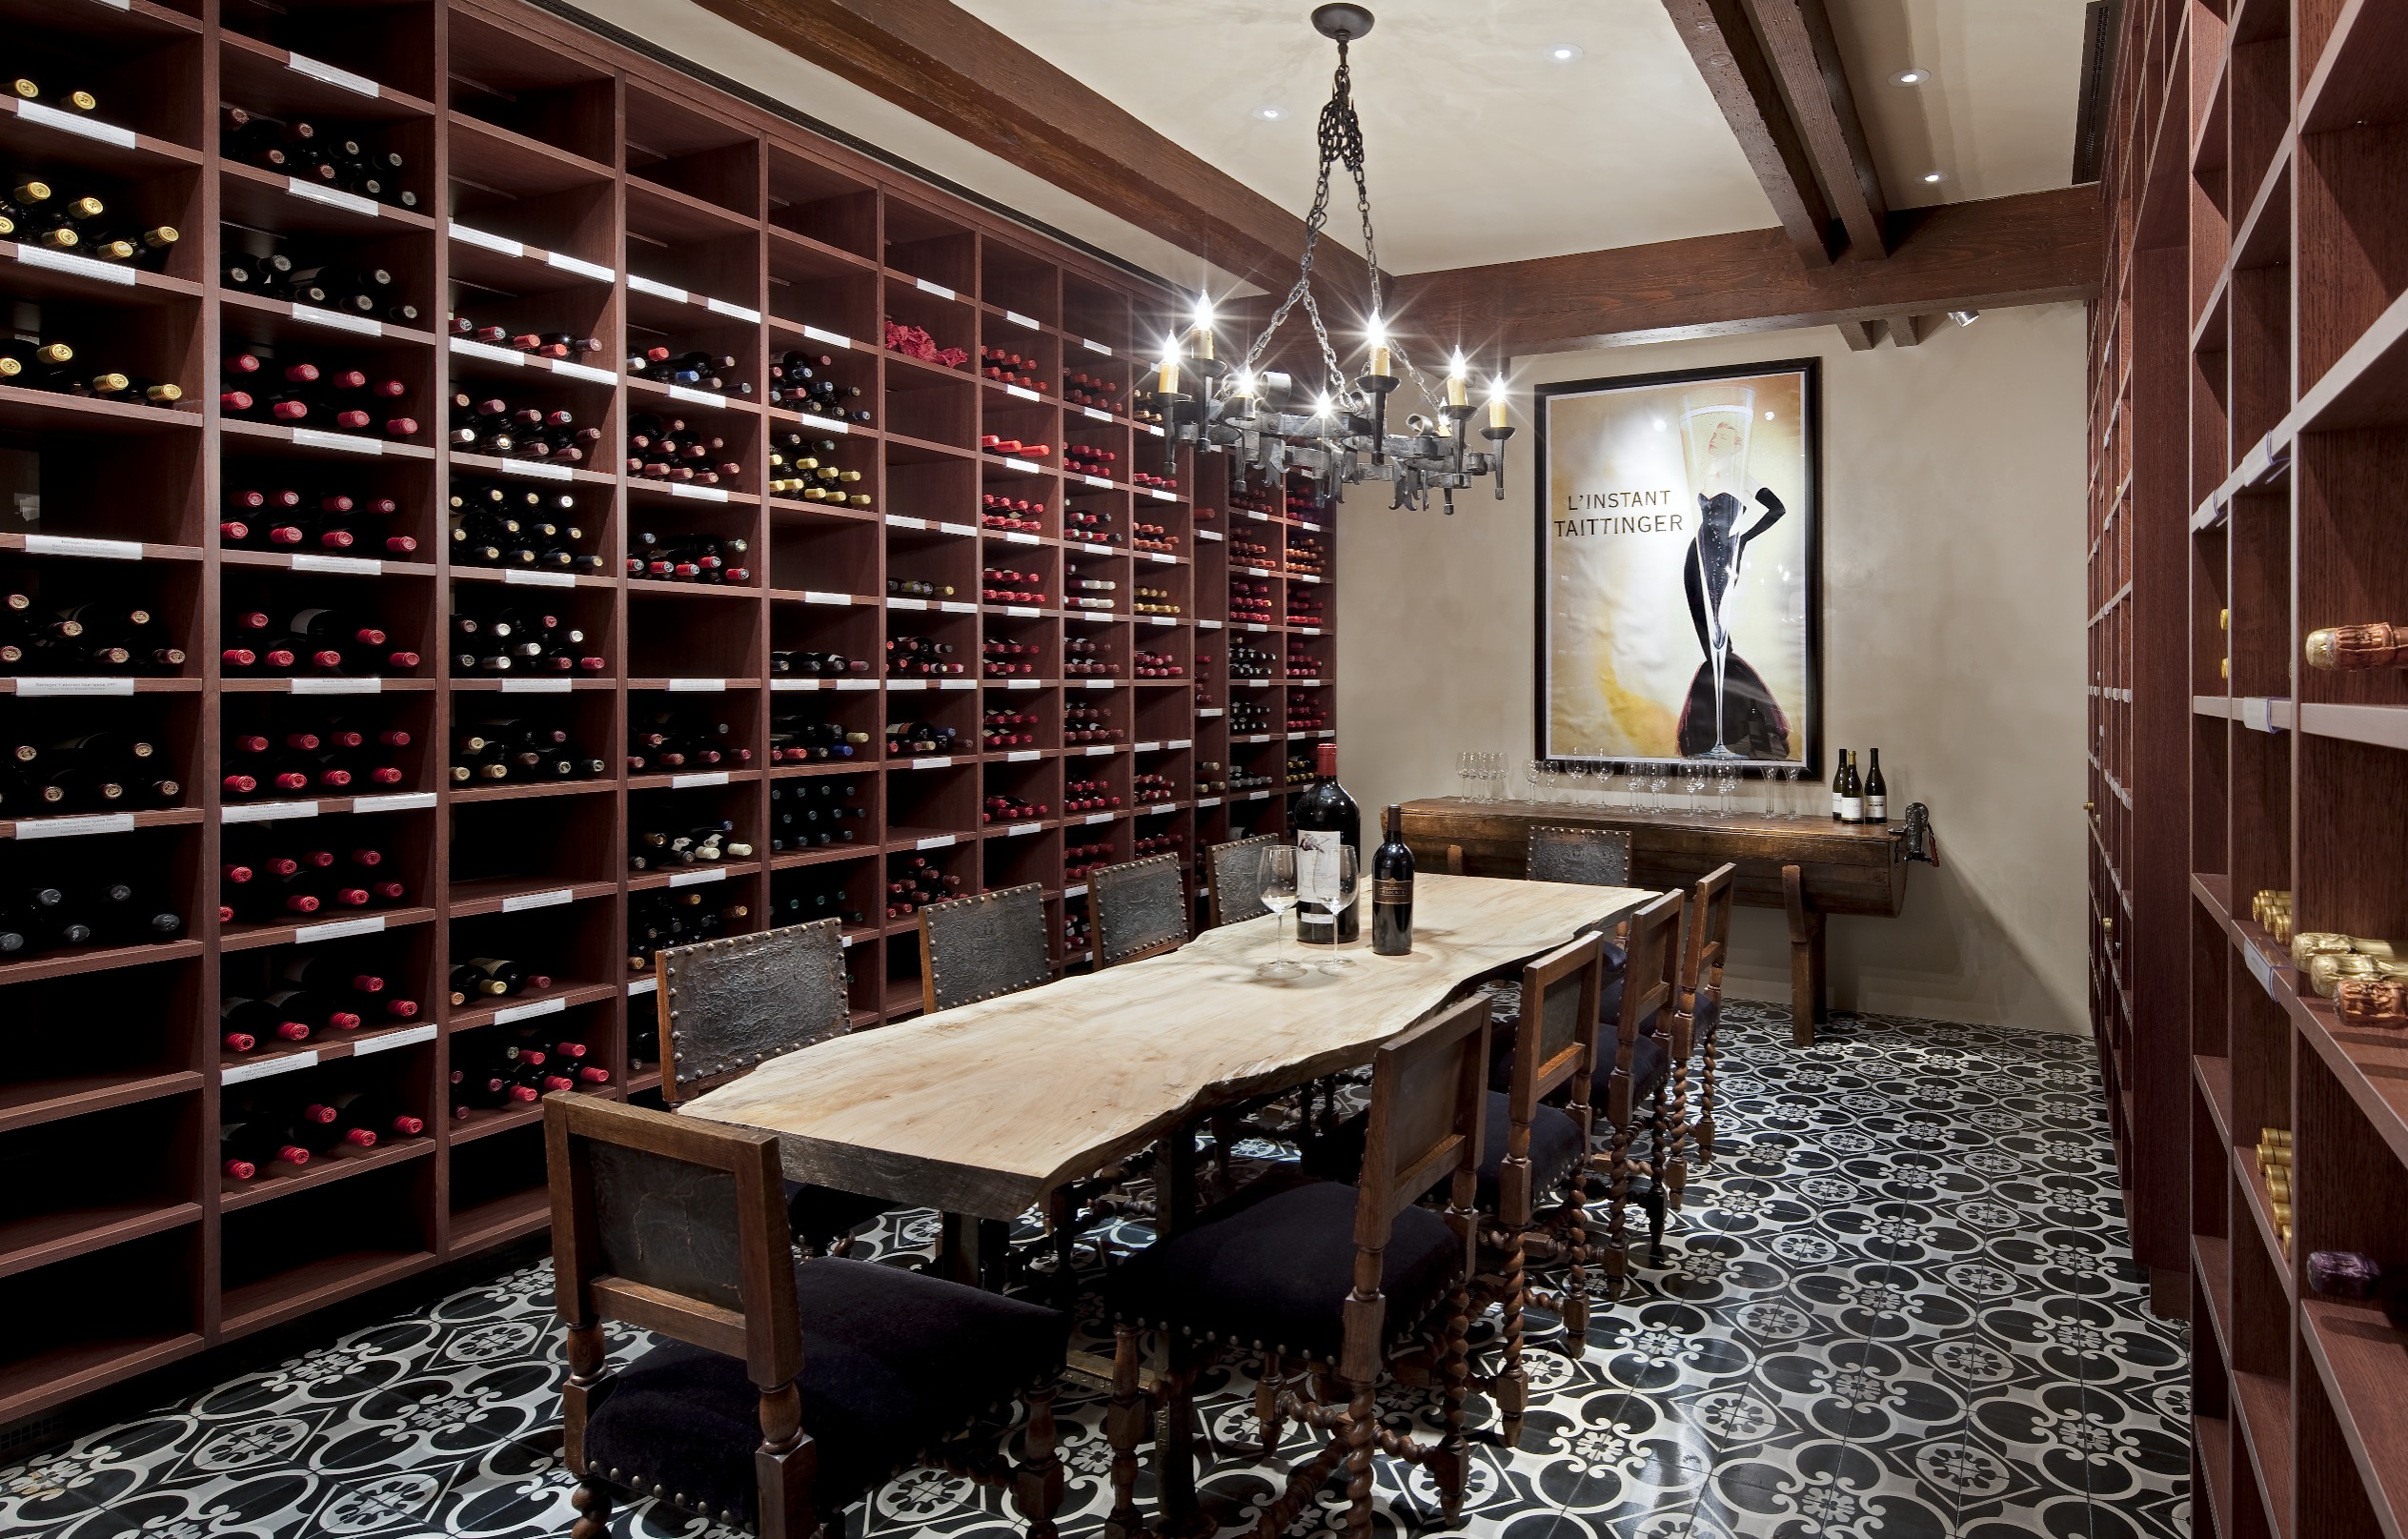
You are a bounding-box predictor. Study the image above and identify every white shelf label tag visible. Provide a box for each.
[668,483,730,502]
[939,521,979,537]
[14,812,134,840]
[1004,311,1039,329]
[1142,424,1164,437]
[886,597,928,611]
[1198,796,1222,807]
[1169,739,1192,749]
[885,515,928,531]
[1007,750,1040,762]
[801,590,850,606]
[25,535,139,559]
[286,51,381,95]
[1002,531,1038,546]
[494,996,568,1025]
[914,277,956,299]
[1147,488,1176,501]
[1082,475,1112,490]
[910,757,952,770]
[1149,553,1174,565]
[1197,529,1224,542]
[1299,575,1323,584]
[2242,942,2276,999]
[1003,456,1040,474]
[1082,338,1112,355]
[1083,745,1113,757]
[1005,384,1039,402]
[1082,406,1112,422]
[1135,741,1162,753]
[452,338,523,366]
[293,916,386,945]
[352,792,435,814]
[628,976,658,997]
[292,428,382,455]
[888,678,926,691]
[293,303,382,337]
[224,1052,318,1085]
[287,178,378,217]
[1246,510,1270,521]
[671,772,730,789]
[704,296,760,322]
[17,101,136,148]
[628,273,688,302]
[668,678,726,694]
[1248,790,1271,800]
[498,458,572,480]
[290,677,382,694]
[1005,605,1039,618]
[1197,708,1224,718]
[802,325,851,350]
[224,800,316,823]
[451,222,524,256]
[547,251,615,281]
[504,568,576,589]
[1147,803,1173,816]
[771,678,820,692]
[502,888,575,913]
[939,600,978,614]
[916,834,957,850]
[836,678,877,691]
[292,554,381,576]
[669,867,728,888]
[14,244,136,285]
[666,384,718,406]
[354,1024,435,1055]
[1083,541,1113,556]
[1198,619,1223,630]
[1007,679,1037,691]
[500,678,573,695]
[1006,821,1042,837]
[552,359,616,384]
[1064,883,1088,898]
[1085,812,1112,823]
[1085,679,1113,690]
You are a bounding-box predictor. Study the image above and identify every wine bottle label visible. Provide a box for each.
[1866,796,1887,820]
[1374,879,1413,903]
[1297,830,1343,906]
[1841,796,1865,821]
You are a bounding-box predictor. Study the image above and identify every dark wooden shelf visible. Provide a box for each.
[0,0,1320,1430]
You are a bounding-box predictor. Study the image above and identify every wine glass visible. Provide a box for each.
[1647,763,1669,811]
[1254,845,1305,981]
[1717,765,1739,819]
[1525,759,1544,803]
[1684,761,1708,817]
[1783,765,1805,819]
[1309,845,1360,971]
[1455,751,1470,799]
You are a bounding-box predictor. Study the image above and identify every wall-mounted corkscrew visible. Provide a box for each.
[1898,802,1940,866]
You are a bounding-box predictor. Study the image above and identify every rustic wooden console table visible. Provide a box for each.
[1398,798,1915,1044]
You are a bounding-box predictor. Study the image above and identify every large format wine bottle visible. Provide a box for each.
[1293,741,1360,945]
[1864,749,1888,823]
[1372,802,1414,956]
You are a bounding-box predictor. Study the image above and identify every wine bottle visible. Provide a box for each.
[1863,749,1887,824]
[1840,751,1865,825]
[220,1120,311,1179]
[1372,803,1414,956]
[1293,741,1361,945]
[1830,751,1847,821]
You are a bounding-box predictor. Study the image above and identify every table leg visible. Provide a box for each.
[938,1212,1015,1291]
[1157,1336,1211,1537]
[1782,864,1827,1047]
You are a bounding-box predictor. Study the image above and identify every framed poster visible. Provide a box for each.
[1534,357,1822,773]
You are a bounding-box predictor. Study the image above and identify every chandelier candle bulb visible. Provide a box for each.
[1156,345,1180,396]
[1488,387,1510,431]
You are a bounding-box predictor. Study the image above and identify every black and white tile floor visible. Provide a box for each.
[0,1003,2189,1539]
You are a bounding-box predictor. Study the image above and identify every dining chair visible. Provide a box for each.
[656,920,892,1257]
[1203,834,1276,927]
[1669,862,1740,1204]
[1476,824,1634,1083]
[919,881,1051,1014]
[1593,887,1687,1311]
[548,1096,1071,1539]
[1104,993,1490,1537]
[1087,853,1188,967]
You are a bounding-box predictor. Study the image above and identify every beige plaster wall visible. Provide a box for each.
[1333,304,2091,1034]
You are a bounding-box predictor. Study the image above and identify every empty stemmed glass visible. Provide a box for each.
[1717,764,1739,819]
[1684,761,1709,817]
[1305,844,1359,970]
[1254,845,1305,980]
[1647,763,1669,811]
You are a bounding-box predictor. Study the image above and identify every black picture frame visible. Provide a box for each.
[1531,356,1824,777]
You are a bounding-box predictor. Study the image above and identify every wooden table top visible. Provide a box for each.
[679,872,1655,1219]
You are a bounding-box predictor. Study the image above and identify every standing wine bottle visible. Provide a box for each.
[1292,741,1360,945]
[1839,751,1865,825]
[1372,803,1414,956]
[1831,750,1848,821]
[1863,749,1887,824]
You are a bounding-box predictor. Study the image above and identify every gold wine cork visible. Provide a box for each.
[2307,622,2408,671]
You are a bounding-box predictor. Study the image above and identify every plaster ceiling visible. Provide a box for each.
[569,0,2089,286]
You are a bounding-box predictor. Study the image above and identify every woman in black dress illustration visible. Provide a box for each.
[1675,387,1792,759]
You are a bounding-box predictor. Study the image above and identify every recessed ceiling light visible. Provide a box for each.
[1922,172,1944,183]
[1548,44,1583,61]
[1892,68,1929,86]
[1255,105,1285,120]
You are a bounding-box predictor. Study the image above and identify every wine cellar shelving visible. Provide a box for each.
[0,0,1338,1425]
[2093,0,2408,1534]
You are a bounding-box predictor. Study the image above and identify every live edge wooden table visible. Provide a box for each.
[1400,798,1914,1046]
[680,872,1652,1534]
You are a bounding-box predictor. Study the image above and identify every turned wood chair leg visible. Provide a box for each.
[1014,1383,1065,1539]
[1496,1224,1529,1443]
[1668,1048,1690,1215]
[1604,1128,1633,1303]
[570,1477,613,1539]
[1343,1379,1379,1539]
[1254,1351,1287,1454]
[1561,1189,1592,1358]
[1700,1030,1720,1163]
[1438,1285,1473,1524]
[1648,1089,1669,1266]
[1106,1326,1149,1538]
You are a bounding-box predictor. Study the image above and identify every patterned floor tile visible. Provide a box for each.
[0,1006,2189,1539]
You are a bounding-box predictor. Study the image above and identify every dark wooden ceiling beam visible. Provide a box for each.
[1385,187,2099,356]
[685,0,1368,295]
[1662,0,1839,264]
[1887,313,1944,346]
[1746,0,1890,256]
[1834,317,1886,350]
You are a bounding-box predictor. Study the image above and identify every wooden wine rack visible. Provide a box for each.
[2094,0,2408,1534]
[0,0,1336,1426]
